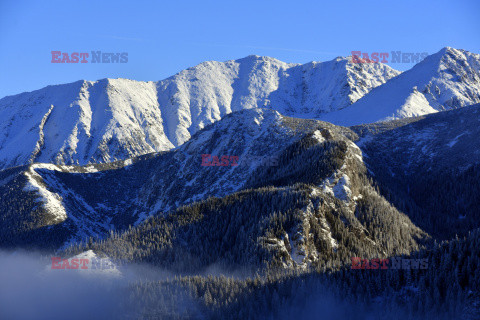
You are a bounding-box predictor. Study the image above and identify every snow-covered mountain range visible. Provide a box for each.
[0,47,478,185]
[1,47,478,170]
[0,55,398,169]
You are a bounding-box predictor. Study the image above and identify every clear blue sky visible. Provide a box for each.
[1,0,479,98]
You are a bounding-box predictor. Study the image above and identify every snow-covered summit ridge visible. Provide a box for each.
[321,47,480,126]
[1,47,478,170]
[0,55,398,170]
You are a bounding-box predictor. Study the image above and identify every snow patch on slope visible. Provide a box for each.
[23,164,67,223]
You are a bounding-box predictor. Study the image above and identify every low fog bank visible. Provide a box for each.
[0,250,200,320]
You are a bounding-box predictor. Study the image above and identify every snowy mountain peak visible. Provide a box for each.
[321,47,480,126]
[236,54,295,64]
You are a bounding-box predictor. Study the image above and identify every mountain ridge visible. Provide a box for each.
[1,47,479,172]
[0,55,399,170]
[321,47,480,125]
